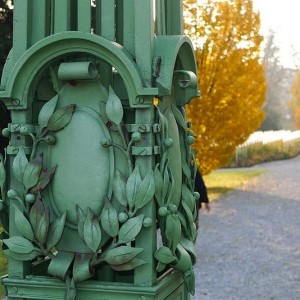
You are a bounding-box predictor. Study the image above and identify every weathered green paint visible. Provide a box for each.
[77,0,91,33]
[53,0,71,33]
[0,1,200,299]
[165,0,183,35]
[30,0,49,45]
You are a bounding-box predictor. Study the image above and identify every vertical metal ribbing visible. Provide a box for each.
[135,0,155,86]
[134,106,157,287]
[121,0,135,57]
[95,0,115,40]
[165,0,183,35]
[52,0,71,33]
[30,0,49,45]
[13,0,32,62]
[155,0,166,35]
[115,0,124,45]
[95,0,115,90]
[77,0,91,33]
[134,1,156,287]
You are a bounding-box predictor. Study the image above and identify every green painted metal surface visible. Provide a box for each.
[0,1,199,299]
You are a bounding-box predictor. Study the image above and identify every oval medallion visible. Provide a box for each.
[48,107,112,226]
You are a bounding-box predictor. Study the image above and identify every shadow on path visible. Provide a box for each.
[193,157,300,300]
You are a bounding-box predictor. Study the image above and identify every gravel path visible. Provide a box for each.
[193,156,300,300]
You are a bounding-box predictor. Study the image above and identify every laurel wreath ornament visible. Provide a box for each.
[0,85,197,298]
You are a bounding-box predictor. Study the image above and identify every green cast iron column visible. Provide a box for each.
[0,1,200,299]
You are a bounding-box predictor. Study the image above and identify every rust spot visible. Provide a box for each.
[106,121,113,128]
[68,80,77,86]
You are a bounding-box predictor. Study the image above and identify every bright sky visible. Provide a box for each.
[253,0,300,69]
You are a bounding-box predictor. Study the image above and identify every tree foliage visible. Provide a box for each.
[184,0,266,174]
[261,31,290,131]
[290,70,300,129]
[0,0,13,77]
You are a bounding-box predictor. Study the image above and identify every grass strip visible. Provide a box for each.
[204,169,265,201]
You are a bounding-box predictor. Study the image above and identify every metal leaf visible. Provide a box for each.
[165,214,181,253]
[156,261,166,273]
[182,184,195,213]
[126,165,142,210]
[171,103,187,129]
[22,155,43,190]
[182,161,192,180]
[73,253,94,282]
[183,268,195,296]
[105,246,143,265]
[3,236,35,254]
[76,205,86,241]
[181,201,194,229]
[48,251,75,280]
[65,276,77,300]
[38,94,59,130]
[13,204,34,241]
[177,211,189,238]
[83,208,101,253]
[118,214,144,243]
[30,165,57,193]
[47,104,76,132]
[113,169,128,207]
[162,161,170,202]
[153,164,163,205]
[180,238,196,265]
[106,86,124,125]
[110,258,146,272]
[135,170,155,210]
[12,147,28,183]
[0,154,6,198]
[29,196,45,230]
[154,246,176,264]
[4,249,40,261]
[47,212,67,250]
[100,197,119,238]
[35,207,50,245]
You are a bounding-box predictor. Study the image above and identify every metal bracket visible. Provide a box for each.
[125,124,151,133]
[131,146,160,156]
[125,123,161,133]
[152,124,161,133]
[8,123,37,134]
[7,146,32,155]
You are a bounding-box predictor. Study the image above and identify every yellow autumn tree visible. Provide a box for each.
[183,0,266,174]
[290,70,300,129]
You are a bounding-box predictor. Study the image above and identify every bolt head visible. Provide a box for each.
[2,128,10,137]
[132,131,142,142]
[164,138,174,148]
[25,193,36,203]
[186,136,195,145]
[45,135,56,145]
[158,207,168,217]
[118,212,129,223]
[194,192,200,200]
[7,189,17,199]
[143,217,153,228]
[169,204,177,213]
[101,138,111,148]
[20,126,30,135]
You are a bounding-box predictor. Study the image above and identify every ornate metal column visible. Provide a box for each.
[0,0,199,299]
